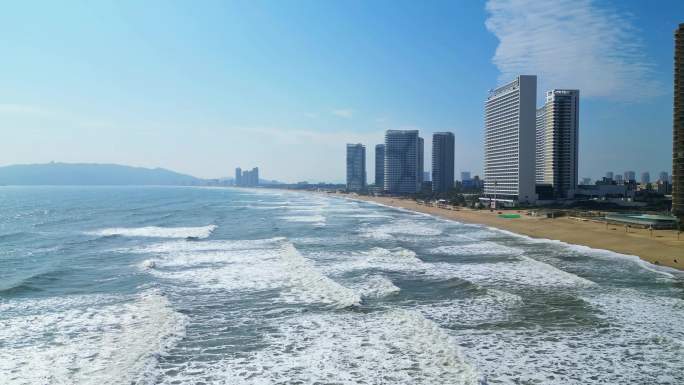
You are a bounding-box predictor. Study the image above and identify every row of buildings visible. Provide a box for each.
[600,171,672,185]
[483,75,580,206]
[346,130,456,194]
[349,23,682,217]
[346,76,578,203]
[234,167,259,187]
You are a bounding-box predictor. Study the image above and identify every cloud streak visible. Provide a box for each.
[485,0,663,100]
[331,108,354,118]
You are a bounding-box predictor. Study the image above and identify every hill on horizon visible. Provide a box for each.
[0,162,204,186]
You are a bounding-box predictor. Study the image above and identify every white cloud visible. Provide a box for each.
[485,0,663,101]
[331,108,354,118]
[0,103,51,115]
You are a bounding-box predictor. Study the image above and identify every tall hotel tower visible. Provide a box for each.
[375,144,385,188]
[674,23,684,220]
[346,143,366,192]
[484,75,537,205]
[384,130,423,194]
[432,132,455,193]
[536,89,580,198]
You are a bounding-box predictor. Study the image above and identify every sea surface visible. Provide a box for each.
[1,186,683,385]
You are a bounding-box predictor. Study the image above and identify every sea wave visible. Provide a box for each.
[279,215,326,226]
[86,225,217,239]
[158,309,481,385]
[0,290,186,385]
[136,237,359,308]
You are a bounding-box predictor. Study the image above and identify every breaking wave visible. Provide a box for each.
[135,237,360,308]
[0,291,186,385]
[87,225,217,239]
[158,309,481,385]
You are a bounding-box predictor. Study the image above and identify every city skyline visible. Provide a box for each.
[1,1,682,183]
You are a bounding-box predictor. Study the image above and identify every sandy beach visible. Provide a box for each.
[331,193,684,271]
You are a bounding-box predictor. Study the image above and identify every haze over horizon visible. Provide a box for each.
[1,0,682,183]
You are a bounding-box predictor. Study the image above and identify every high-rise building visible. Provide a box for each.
[235,166,259,187]
[432,132,455,193]
[484,75,537,205]
[375,144,385,188]
[605,171,614,180]
[581,177,592,185]
[346,143,366,192]
[418,137,424,185]
[614,174,624,184]
[235,167,242,186]
[251,167,259,186]
[461,171,471,181]
[384,130,422,194]
[641,171,651,184]
[674,23,684,219]
[423,171,431,182]
[535,106,546,184]
[624,171,636,182]
[659,171,669,182]
[535,89,580,198]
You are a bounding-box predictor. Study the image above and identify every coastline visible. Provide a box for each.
[328,193,684,271]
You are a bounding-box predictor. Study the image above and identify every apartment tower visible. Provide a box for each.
[375,144,385,189]
[674,23,684,220]
[535,106,546,184]
[346,143,366,192]
[384,130,422,194]
[536,89,580,198]
[484,75,537,204]
[432,132,455,193]
[235,167,242,186]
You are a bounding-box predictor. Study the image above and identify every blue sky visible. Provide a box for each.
[1,0,682,183]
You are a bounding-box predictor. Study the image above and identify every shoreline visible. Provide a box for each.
[327,193,684,271]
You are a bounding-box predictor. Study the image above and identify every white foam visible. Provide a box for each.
[141,259,157,269]
[324,247,426,275]
[0,291,186,385]
[583,289,684,344]
[415,289,523,327]
[453,289,684,384]
[351,274,401,299]
[340,213,393,219]
[432,256,596,288]
[362,219,443,240]
[161,309,481,384]
[279,215,326,226]
[88,225,216,239]
[138,238,359,308]
[430,242,523,257]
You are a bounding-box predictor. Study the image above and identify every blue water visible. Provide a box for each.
[1,186,683,384]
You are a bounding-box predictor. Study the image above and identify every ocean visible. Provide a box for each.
[1,186,683,384]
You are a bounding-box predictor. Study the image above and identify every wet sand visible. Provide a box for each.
[333,194,684,271]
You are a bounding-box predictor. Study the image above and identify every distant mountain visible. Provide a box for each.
[0,162,204,186]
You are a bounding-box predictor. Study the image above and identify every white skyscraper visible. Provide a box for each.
[535,90,579,198]
[384,130,422,194]
[346,143,366,192]
[484,75,537,205]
